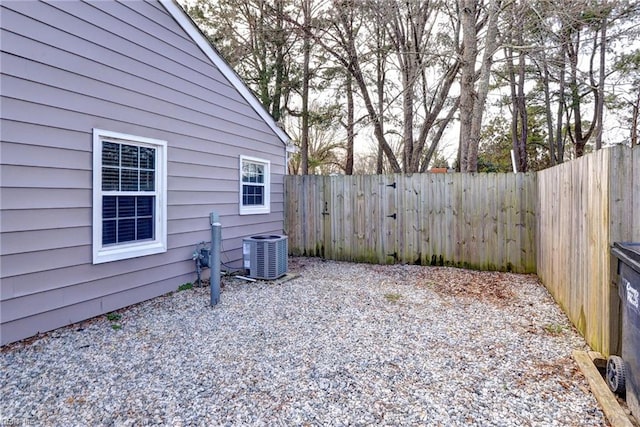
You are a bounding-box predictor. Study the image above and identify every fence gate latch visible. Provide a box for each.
[322,201,330,216]
[387,182,396,189]
[387,213,397,220]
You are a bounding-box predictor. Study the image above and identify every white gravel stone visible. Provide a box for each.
[1,257,606,426]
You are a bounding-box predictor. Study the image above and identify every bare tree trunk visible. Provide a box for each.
[301,0,311,174]
[401,78,414,171]
[345,71,354,175]
[506,45,522,171]
[516,49,528,172]
[387,1,423,172]
[376,61,385,174]
[595,12,607,150]
[459,0,500,172]
[539,54,557,165]
[414,63,460,171]
[271,0,285,122]
[376,31,386,174]
[419,98,459,172]
[504,0,528,172]
[632,90,639,146]
[458,0,477,172]
[567,31,597,158]
[555,39,567,163]
[507,23,528,173]
[333,4,401,172]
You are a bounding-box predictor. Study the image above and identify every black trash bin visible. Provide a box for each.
[609,242,640,418]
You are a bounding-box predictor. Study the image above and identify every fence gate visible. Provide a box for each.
[312,175,399,264]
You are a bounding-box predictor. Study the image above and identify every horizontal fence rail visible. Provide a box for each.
[285,172,537,273]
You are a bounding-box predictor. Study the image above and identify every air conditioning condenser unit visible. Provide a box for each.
[242,235,288,280]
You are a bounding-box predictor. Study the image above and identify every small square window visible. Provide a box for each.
[239,156,270,215]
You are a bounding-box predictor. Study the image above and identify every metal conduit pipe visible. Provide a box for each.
[210,212,221,306]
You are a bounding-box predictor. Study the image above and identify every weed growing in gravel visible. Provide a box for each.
[543,323,565,335]
[106,312,122,331]
[384,292,402,302]
[106,313,121,322]
[178,282,194,291]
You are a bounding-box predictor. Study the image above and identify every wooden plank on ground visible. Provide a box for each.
[572,350,633,427]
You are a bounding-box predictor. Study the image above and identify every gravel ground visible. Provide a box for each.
[1,257,606,426]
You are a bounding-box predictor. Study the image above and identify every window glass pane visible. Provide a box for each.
[102,142,119,166]
[118,219,136,243]
[121,169,138,191]
[137,196,154,216]
[102,167,119,191]
[137,218,153,240]
[140,171,155,191]
[242,185,264,206]
[139,147,155,170]
[242,186,248,204]
[103,197,116,219]
[242,161,265,185]
[254,191,263,205]
[121,144,138,168]
[103,220,116,245]
[118,196,135,217]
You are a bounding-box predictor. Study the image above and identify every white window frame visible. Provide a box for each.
[92,129,167,264]
[239,155,271,215]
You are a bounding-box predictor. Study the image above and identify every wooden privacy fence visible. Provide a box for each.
[537,145,640,356]
[284,145,639,355]
[285,172,537,273]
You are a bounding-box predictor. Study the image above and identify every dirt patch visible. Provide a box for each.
[397,265,523,306]
[356,262,524,306]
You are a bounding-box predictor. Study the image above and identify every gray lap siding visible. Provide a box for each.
[0,0,286,345]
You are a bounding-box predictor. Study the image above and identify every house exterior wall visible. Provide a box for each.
[0,0,287,345]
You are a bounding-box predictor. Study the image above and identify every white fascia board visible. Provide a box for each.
[161,0,291,147]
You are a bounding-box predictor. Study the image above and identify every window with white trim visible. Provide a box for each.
[239,155,270,215]
[92,129,167,264]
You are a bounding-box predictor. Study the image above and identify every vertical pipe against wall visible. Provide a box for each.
[210,212,221,305]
